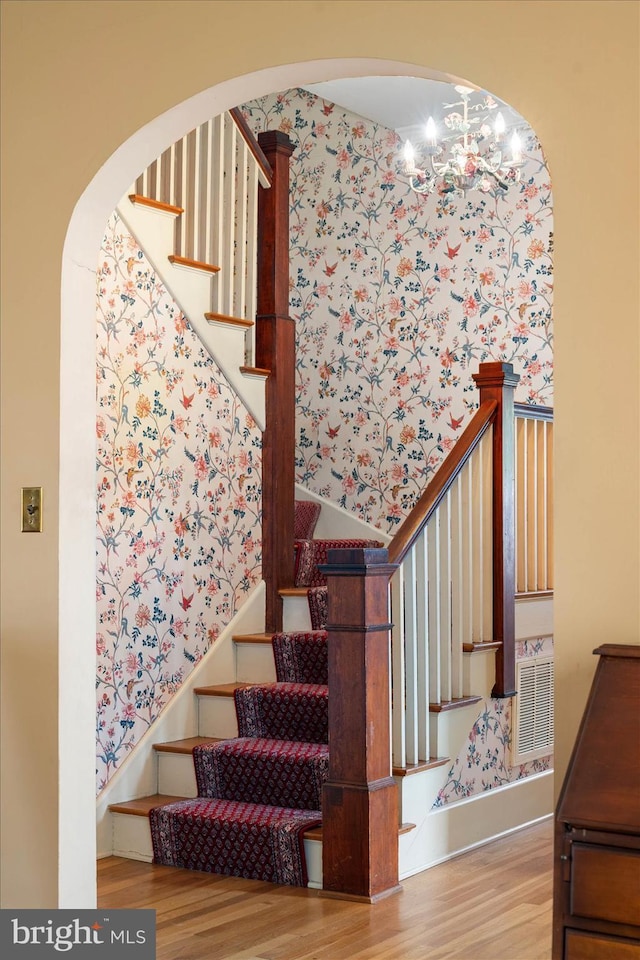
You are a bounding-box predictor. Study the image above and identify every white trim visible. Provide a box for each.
[399,770,554,879]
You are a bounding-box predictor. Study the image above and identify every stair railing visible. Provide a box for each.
[515,404,554,595]
[132,108,272,366]
[387,402,496,767]
[386,362,521,767]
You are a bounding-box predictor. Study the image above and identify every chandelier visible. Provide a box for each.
[402,85,524,196]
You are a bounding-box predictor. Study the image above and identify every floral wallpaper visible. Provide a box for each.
[242,87,553,533]
[96,85,554,799]
[95,212,262,791]
[433,637,554,807]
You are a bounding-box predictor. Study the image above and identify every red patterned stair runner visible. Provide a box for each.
[149,798,321,887]
[149,533,375,887]
[193,737,328,809]
[150,599,330,886]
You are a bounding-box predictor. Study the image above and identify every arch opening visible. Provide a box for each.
[61,57,551,905]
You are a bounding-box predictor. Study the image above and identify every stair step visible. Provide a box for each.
[233,633,274,644]
[234,635,277,683]
[128,194,183,216]
[429,695,482,713]
[153,737,223,796]
[167,254,220,274]
[194,682,254,697]
[280,589,312,631]
[204,311,253,329]
[235,683,328,744]
[109,796,412,842]
[109,794,185,817]
[153,798,322,887]
[194,737,329,809]
[195,683,253,739]
[239,365,271,379]
[153,736,222,754]
[392,757,451,777]
[110,793,323,883]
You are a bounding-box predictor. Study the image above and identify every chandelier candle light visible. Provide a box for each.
[402,85,524,196]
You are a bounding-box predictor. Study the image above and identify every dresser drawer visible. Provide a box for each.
[566,929,640,959]
[571,844,640,927]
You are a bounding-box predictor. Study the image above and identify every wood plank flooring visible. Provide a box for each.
[97,817,553,960]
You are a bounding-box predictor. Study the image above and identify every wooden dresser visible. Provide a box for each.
[552,643,640,959]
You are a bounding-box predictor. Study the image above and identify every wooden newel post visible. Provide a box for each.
[319,547,402,903]
[472,361,520,697]
[256,130,295,632]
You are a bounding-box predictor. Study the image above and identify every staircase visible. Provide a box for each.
[101,108,554,896]
[148,633,329,887]
[107,559,495,888]
[107,579,332,888]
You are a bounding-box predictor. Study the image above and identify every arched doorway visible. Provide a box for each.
[61,58,549,906]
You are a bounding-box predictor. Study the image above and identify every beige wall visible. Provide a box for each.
[1,0,638,908]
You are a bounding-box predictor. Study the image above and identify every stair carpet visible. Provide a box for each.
[148,616,331,887]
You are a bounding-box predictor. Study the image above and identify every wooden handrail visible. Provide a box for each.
[229,108,273,186]
[388,399,498,566]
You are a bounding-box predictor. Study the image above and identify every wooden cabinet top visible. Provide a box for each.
[556,643,640,835]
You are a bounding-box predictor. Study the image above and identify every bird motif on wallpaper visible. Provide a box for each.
[323,261,338,276]
[327,424,340,439]
[126,257,137,276]
[445,242,461,260]
[321,102,334,116]
[180,389,195,410]
[449,414,464,431]
[180,592,194,611]
[125,467,142,487]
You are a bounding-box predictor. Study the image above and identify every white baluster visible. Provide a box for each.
[481,430,493,641]
[390,568,406,767]
[403,547,419,765]
[427,514,441,704]
[450,476,464,698]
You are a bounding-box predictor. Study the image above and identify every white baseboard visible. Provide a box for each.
[399,769,554,880]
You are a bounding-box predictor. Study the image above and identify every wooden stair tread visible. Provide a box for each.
[392,757,450,777]
[193,682,256,697]
[429,695,482,713]
[128,194,183,216]
[168,254,220,274]
[204,311,253,329]
[109,794,185,816]
[233,632,275,644]
[239,365,271,378]
[462,641,502,653]
[153,737,222,754]
[278,586,309,598]
[303,822,413,842]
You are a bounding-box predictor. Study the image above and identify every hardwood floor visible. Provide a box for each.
[97,818,553,960]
